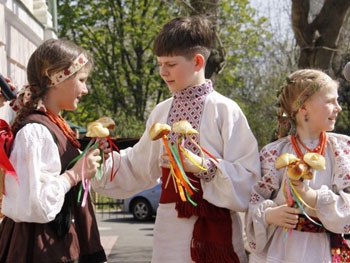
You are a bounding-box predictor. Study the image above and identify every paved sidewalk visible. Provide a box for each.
[96,211,350,262]
[100,235,119,260]
[96,211,154,263]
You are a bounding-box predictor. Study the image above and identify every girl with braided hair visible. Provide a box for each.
[0,39,108,263]
[245,69,350,262]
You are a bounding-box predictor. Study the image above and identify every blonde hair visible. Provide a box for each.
[277,69,338,138]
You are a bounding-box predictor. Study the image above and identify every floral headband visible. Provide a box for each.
[10,53,88,113]
[48,53,88,86]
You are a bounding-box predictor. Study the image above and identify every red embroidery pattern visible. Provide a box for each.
[249,193,260,204]
[249,241,256,250]
[167,81,213,154]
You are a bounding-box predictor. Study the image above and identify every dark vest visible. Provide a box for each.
[0,113,106,263]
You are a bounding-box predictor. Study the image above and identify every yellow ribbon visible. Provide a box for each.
[288,180,318,211]
[162,135,196,203]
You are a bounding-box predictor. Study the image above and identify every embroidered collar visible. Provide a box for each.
[173,80,214,100]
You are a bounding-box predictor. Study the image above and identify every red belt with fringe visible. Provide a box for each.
[160,167,240,263]
[294,214,350,263]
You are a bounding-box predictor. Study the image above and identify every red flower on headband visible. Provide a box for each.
[64,69,71,76]
[48,54,88,86]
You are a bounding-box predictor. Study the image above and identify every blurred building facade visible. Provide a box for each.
[0,0,57,121]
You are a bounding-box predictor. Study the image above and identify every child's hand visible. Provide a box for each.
[160,149,203,174]
[290,179,317,208]
[160,152,170,168]
[98,138,111,160]
[0,76,16,106]
[182,149,203,174]
[64,148,102,186]
[83,148,102,178]
[265,205,300,228]
[73,148,102,180]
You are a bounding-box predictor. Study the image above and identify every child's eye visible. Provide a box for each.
[157,63,176,69]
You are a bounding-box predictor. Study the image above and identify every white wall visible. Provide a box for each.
[0,0,57,122]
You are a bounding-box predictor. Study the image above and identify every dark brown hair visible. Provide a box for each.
[12,38,92,131]
[153,15,214,61]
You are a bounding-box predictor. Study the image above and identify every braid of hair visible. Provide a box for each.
[276,79,296,138]
[276,69,338,138]
[12,84,48,133]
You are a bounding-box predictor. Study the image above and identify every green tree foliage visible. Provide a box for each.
[178,0,277,148]
[58,0,175,137]
[213,1,275,147]
[57,0,273,147]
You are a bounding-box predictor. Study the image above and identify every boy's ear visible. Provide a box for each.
[194,54,205,69]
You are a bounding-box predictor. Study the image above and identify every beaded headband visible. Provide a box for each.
[49,53,88,86]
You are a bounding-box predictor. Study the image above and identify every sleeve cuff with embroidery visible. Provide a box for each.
[194,159,217,182]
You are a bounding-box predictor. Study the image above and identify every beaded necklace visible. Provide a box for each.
[45,109,81,148]
[291,131,326,159]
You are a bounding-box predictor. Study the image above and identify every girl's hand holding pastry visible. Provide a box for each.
[66,148,102,186]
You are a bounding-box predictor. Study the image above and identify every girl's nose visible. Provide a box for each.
[82,84,89,95]
[336,102,342,112]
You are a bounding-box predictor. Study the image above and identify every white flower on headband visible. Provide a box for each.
[49,53,88,86]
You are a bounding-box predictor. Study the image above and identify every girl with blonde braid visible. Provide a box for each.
[245,69,350,262]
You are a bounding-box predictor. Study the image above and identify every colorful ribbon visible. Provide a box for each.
[162,135,193,203]
[283,176,321,240]
[67,136,120,207]
[161,132,218,206]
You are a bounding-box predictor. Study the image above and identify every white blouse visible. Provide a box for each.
[2,123,71,223]
[246,133,350,263]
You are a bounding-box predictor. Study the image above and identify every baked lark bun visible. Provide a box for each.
[149,123,171,141]
[287,162,309,180]
[275,153,300,169]
[86,116,115,138]
[303,152,326,170]
[94,116,116,130]
[172,120,198,135]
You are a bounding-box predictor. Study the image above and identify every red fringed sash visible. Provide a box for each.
[294,214,325,233]
[331,234,350,263]
[161,167,239,263]
[295,214,350,262]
